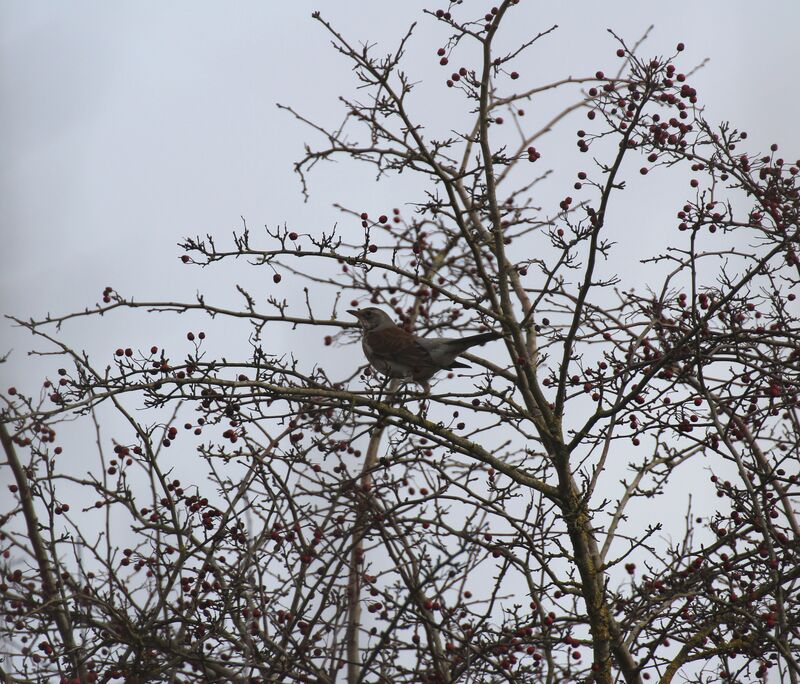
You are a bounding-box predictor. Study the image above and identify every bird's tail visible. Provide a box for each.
[458,331,502,350]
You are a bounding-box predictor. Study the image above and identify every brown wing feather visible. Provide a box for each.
[367,328,435,373]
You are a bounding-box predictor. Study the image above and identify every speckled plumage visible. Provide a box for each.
[349,307,501,391]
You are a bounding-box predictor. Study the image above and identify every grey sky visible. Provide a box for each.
[1,2,798,348]
[2,1,799,525]
[2,0,797,472]
[1,7,798,678]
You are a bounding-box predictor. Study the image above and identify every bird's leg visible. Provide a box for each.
[414,380,431,416]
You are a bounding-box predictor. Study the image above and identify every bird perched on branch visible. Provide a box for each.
[348,307,501,392]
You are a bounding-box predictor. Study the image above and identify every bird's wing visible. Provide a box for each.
[368,328,435,371]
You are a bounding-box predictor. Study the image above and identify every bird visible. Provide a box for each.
[348,307,501,392]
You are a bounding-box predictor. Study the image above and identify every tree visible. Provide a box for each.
[1,3,798,683]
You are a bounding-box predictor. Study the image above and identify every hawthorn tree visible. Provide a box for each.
[1,3,799,683]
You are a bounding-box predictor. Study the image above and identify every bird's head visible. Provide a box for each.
[348,307,395,331]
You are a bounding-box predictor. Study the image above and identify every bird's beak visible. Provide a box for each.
[347,309,361,318]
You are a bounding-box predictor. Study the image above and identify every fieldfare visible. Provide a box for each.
[348,307,501,392]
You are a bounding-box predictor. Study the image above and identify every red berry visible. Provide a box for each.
[273,274,282,284]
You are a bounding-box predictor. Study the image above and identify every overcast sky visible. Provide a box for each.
[1,10,799,674]
[1,2,799,536]
[2,1,798,350]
